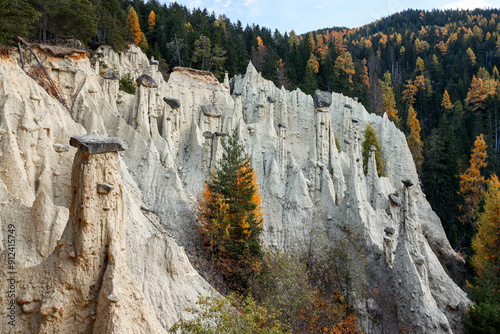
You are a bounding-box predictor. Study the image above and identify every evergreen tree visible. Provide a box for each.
[57,0,97,48]
[0,0,39,45]
[362,124,384,176]
[93,0,127,51]
[197,130,263,291]
[194,34,211,71]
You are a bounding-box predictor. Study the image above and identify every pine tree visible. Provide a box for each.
[198,130,263,291]
[94,0,127,51]
[126,7,141,45]
[362,124,384,176]
[0,0,39,45]
[194,34,211,71]
[459,134,488,227]
[148,10,156,31]
[407,106,423,173]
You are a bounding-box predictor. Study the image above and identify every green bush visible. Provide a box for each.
[119,73,135,94]
[362,123,384,176]
[169,294,290,334]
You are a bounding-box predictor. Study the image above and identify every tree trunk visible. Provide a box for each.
[43,7,47,44]
[74,31,77,49]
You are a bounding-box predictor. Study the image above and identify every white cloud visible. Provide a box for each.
[223,1,231,7]
[244,0,256,6]
[314,5,323,9]
[441,0,492,10]
[186,0,203,8]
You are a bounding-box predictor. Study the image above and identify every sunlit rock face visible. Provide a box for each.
[0,44,468,333]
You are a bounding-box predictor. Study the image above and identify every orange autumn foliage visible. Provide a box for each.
[127,7,142,45]
[465,75,488,112]
[459,134,488,227]
[471,174,500,277]
[442,90,453,111]
[402,79,418,107]
[148,10,156,30]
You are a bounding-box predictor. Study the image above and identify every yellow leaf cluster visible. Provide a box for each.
[459,134,488,226]
[441,90,453,111]
[472,175,500,277]
[148,10,156,31]
[127,7,142,45]
[407,106,423,172]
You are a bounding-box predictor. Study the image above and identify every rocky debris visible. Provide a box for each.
[201,104,221,117]
[70,133,128,154]
[389,193,401,207]
[97,183,113,194]
[402,179,414,187]
[214,132,226,137]
[53,143,70,152]
[163,97,181,109]
[267,96,276,103]
[135,74,158,88]
[102,71,119,80]
[278,123,287,128]
[21,123,40,132]
[369,145,377,152]
[345,103,352,109]
[384,226,395,235]
[313,89,332,108]
[448,299,461,311]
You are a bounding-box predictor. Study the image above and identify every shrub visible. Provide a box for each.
[361,123,384,176]
[119,73,135,94]
[169,294,290,334]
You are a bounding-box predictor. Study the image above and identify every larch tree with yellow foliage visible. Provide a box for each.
[407,106,423,173]
[138,31,148,51]
[442,90,454,111]
[197,130,263,291]
[471,174,500,278]
[148,10,156,31]
[126,7,142,45]
[379,72,400,127]
[465,75,488,112]
[459,134,488,227]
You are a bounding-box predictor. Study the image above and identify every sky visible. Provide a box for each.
[164,0,500,34]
